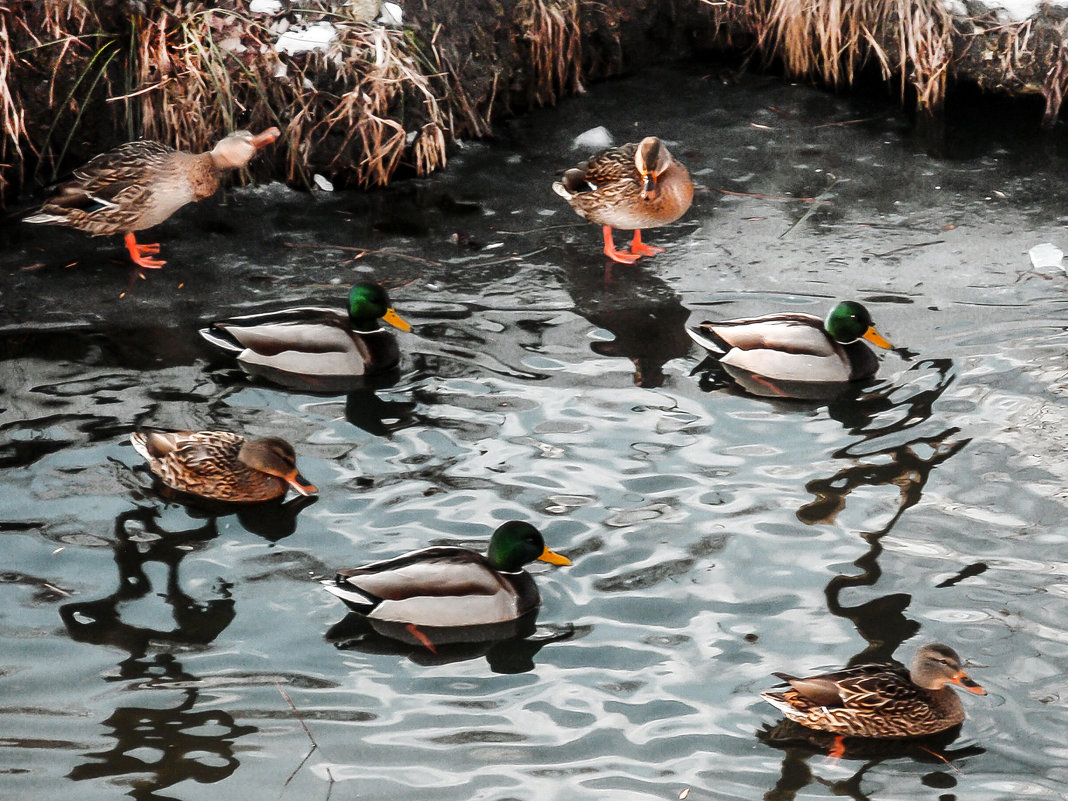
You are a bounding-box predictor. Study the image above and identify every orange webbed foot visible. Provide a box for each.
[124,232,166,270]
[602,225,642,264]
[627,230,664,258]
[827,735,846,759]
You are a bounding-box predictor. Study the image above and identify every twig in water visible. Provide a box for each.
[277,682,319,749]
[282,241,443,267]
[866,240,944,258]
[718,188,816,202]
[778,178,841,239]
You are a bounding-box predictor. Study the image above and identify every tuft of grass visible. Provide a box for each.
[518,0,583,106]
[758,0,953,111]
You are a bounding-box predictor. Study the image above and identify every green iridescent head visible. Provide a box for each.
[347,281,411,333]
[485,521,571,572]
[823,301,892,348]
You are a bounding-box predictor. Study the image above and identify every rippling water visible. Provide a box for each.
[2,65,1066,801]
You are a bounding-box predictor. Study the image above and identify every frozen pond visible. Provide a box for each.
[1,64,1066,800]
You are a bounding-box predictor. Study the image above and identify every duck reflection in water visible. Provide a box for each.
[757,720,983,801]
[561,255,693,387]
[59,508,257,796]
[326,613,579,674]
[60,508,233,660]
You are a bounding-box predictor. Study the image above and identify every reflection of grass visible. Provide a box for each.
[1,1,451,196]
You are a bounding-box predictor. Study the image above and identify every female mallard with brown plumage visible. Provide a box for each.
[25,128,280,269]
[553,136,693,264]
[687,300,892,383]
[130,429,316,503]
[761,643,987,741]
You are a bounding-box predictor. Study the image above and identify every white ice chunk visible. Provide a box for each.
[378,2,403,26]
[275,22,336,55]
[572,126,613,151]
[1028,242,1063,270]
[250,0,283,14]
[313,174,335,192]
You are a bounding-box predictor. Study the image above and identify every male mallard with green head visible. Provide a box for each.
[761,643,987,742]
[553,136,693,264]
[323,521,571,628]
[25,128,280,269]
[687,300,892,383]
[130,429,316,503]
[199,281,411,389]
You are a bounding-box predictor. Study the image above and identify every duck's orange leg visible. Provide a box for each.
[827,735,846,759]
[602,225,641,264]
[124,232,166,269]
[627,229,664,258]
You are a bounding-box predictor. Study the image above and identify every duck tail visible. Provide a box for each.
[322,579,379,615]
[685,324,729,354]
[198,323,246,355]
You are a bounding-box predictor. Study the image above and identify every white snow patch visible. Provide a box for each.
[275,21,336,55]
[313,174,335,192]
[1028,242,1063,271]
[249,0,283,14]
[378,2,404,26]
[571,126,613,151]
[949,0,1053,22]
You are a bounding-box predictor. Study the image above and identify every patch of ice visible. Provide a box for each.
[313,174,335,192]
[947,0,1045,22]
[275,21,336,55]
[249,0,283,14]
[378,2,403,26]
[571,126,613,151]
[1028,242,1063,270]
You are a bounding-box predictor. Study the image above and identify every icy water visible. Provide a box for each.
[2,64,1067,801]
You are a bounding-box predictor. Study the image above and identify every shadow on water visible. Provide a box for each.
[59,507,232,664]
[560,253,693,387]
[59,507,256,801]
[325,612,581,674]
[757,721,984,801]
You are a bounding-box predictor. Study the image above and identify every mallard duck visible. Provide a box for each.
[761,643,987,740]
[130,429,317,503]
[199,281,411,390]
[24,128,281,269]
[323,521,571,628]
[552,136,693,264]
[687,300,892,383]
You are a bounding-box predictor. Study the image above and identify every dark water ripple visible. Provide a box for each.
[1,65,1067,801]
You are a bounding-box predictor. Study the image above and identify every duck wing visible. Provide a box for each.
[691,313,834,356]
[201,308,353,356]
[26,142,177,232]
[326,547,529,626]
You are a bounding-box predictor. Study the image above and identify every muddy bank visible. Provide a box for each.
[2,0,1067,202]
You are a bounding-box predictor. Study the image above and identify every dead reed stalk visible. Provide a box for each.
[517,0,583,106]
[759,0,953,110]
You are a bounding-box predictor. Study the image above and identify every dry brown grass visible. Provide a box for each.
[757,0,953,110]
[0,0,450,197]
[518,0,583,106]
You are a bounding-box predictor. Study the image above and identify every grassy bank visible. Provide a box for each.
[2,0,1065,203]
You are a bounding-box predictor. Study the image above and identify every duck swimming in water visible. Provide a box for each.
[130,429,316,503]
[687,300,892,383]
[199,281,411,390]
[323,521,571,628]
[761,643,987,740]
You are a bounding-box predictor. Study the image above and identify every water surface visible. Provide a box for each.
[1,64,1066,801]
